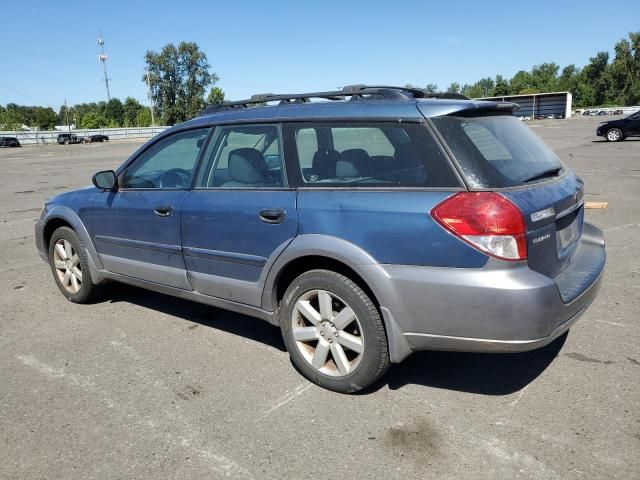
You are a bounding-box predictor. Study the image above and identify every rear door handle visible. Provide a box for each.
[259,208,286,224]
[154,205,173,217]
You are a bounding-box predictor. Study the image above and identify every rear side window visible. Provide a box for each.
[431,115,564,188]
[286,122,460,188]
[196,124,284,188]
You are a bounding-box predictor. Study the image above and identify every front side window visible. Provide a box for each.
[196,124,284,188]
[288,122,460,187]
[121,128,211,189]
[431,115,564,188]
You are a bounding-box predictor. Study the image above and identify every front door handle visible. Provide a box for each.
[259,208,286,224]
[154,205,173,217]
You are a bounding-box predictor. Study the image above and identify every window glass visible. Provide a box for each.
[332,127,394,156]
[295,128,318,169]
[431,115,564,188]
[290,122,459,187]
[198,124,284,188]
[122,128,210,189]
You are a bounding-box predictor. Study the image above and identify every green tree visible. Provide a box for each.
[80,111,107,129]
[530,63,560,92]
[424,83,439,94]
[510,70,534,94]
[34,107,57,130]
[104,98,124,126]
[1,104,24,130]
[136,108,152,127]
[494,75,510,96]
[144,41,216,124]
[461,83,483,98]
[477,77,495,97]
[122,97,142,127]
[582,51,612,106]
[446,82,461,94]
[207,87,225,105]
[609,32,640,105]
[123,97,143,127]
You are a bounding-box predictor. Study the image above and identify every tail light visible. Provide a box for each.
[431,192,527,261]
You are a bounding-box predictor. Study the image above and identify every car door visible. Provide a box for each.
[626,112,640,135]
[92,127,211,288]
[181,124,298,306]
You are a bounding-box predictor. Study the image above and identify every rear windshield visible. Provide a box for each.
[431,115,564,188]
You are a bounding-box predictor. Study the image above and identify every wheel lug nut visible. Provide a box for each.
[329,339,333,343]
[320,332,324,336]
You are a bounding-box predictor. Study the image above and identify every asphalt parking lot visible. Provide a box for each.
[1,116,638,479]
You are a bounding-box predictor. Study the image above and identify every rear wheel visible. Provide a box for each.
[279,270,389,393]
[606,128,623,142]
[48,227,99,303]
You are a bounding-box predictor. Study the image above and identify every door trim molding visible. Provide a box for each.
[94,235,182,255]
[182,246,267,267]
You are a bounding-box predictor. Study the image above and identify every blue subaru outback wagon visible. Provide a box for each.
[36,85,606,393]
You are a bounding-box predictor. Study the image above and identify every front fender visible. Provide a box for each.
[42,205,104,277]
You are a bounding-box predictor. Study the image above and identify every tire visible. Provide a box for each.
[606,128,623,142]
[279,269,390,393]
[48,227,99,303]
[63,139,69,145]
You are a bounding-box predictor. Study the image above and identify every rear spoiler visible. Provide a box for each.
[454,101,520,117]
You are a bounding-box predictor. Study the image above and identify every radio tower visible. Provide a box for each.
[97,31,111,101]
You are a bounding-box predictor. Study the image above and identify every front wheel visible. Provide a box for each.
[48,227,100,303]
[606,128,623,142]
[279,270,390,393]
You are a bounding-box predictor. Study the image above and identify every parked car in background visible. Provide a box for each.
[613,109,624,115]
[0,137,21,147]
[596,110,640,142]
[597,111,608,116]
[57,133,82,145]
[35,85,606,393]
[88,134,109,143]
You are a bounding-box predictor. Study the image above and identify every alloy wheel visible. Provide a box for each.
[53,239,82,293]
[291,289,364,377]
[607,129,621,141]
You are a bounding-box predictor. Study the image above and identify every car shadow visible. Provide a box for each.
[101,283,565,396]
[372,333,567,395]
[591,138,640,143]
[103,283,287,352]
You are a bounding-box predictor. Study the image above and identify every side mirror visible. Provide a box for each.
[92,170,118,190]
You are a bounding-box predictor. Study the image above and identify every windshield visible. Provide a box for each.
[431,115,564,188]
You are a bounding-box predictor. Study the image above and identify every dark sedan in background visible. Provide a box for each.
[0,137,21,147]
[596,110,640,141]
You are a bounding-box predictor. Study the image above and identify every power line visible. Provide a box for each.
[0,79,57,108]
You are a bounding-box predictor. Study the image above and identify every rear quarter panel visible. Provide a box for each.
[296,190,488,267]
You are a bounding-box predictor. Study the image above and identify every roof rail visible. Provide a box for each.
[199,85,470,115]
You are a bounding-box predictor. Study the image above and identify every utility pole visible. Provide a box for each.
[64,99,71,135]
[145,68,156,126]
[97,31,111,101]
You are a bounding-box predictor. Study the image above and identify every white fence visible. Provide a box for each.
[0,126,170,145]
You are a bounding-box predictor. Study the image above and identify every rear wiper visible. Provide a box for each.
[522,167,562,183]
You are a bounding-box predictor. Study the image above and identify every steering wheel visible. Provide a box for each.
[159,168,191,188]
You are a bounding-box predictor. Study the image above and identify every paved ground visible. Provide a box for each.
[1,117,638,479]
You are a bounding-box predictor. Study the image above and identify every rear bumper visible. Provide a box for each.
[375,222,605,357]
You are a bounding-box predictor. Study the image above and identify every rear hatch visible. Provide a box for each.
[429,112,585,281]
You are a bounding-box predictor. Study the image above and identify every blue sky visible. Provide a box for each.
[1,0,639,111]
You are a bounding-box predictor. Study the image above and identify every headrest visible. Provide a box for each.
[228,148,268,184]
[312,149,341,179]
[337,148,370,177]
